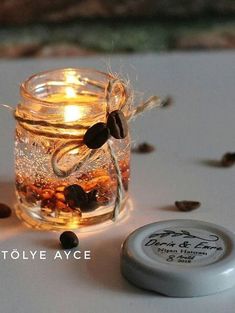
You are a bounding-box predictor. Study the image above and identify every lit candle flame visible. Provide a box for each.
[64,105,82,123]
[63,72,85,122]
[65,86,76,98]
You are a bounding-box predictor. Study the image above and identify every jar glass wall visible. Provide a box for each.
[15,68,131,230]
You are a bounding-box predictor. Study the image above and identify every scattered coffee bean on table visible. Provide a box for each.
[161,96,174,108]
[0,203,12,218]
[221,152,235,167]
[175,201,201,212]
[60,231,79,249]
[132,142,155,154]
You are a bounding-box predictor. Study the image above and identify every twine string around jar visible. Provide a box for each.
[1,79,163,221]
[105,79,125,220]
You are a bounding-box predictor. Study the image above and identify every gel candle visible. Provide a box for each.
[15,68,131,230]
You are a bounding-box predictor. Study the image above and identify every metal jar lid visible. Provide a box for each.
[121,219,235,297]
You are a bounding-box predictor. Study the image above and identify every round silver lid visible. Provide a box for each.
[121,219,235,297]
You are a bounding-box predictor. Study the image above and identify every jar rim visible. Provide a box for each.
[16,67,130,138]
[20,67,116,106]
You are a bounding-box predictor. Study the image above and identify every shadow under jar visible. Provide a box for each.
[15,68,131,230]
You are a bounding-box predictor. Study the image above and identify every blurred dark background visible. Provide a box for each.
[0,0,235,58]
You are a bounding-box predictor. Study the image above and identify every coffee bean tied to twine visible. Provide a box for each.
[83,122,110,149]
[83,110,128,149]
[175,201,201,212]
[0,203,12,218]
[64,184,99,212]
[60,231,79,249]
[107,110,128,139]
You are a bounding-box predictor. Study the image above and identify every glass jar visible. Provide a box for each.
[15,68,131,230]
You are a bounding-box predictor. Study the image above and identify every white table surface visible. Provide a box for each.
[0,52,235,313]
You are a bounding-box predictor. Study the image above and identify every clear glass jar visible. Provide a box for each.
[15,68,131,230]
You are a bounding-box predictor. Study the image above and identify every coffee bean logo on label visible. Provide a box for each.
[142,227,225,266]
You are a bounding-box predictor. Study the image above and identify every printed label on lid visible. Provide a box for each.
[142,227,226,266]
